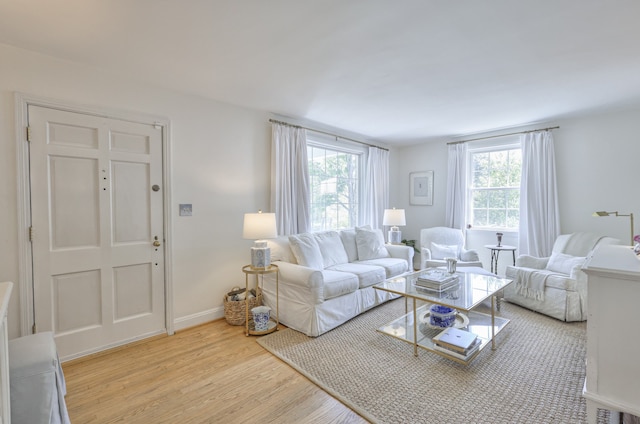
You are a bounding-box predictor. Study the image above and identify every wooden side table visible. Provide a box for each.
[485,245,516,275]
[242,264,279,336]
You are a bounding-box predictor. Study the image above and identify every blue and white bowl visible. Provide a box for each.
[429,304,457,328]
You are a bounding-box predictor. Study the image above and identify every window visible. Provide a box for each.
[307,137,363,232]
[468,140,521,230]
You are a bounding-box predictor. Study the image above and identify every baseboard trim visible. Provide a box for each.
[173,306,224,331]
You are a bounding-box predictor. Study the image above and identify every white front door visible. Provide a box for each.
[28,105,166,359]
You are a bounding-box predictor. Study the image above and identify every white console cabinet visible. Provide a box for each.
[583,245,640,423]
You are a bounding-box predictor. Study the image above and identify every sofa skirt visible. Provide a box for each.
[502,281,586,322]
[261,282,399,337]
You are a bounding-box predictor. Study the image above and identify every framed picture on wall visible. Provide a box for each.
[410,171,433,205]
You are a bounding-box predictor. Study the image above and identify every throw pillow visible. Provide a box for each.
[267,235,296,263]
[339,228,359,263]
[315,231,349,268]
[430,242,459,260]
[355,226,390,260]
[288,233,324,270]
[546,252,586,275]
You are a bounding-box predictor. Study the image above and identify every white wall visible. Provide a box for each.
[0,43,272,338]
[3,41,639,341]
[395,105,640,274]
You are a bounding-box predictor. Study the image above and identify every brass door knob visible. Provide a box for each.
[153,236,161,247]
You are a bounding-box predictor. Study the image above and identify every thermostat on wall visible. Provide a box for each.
[179,204,192,216]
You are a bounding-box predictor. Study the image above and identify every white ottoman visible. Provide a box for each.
[8,332,70,424]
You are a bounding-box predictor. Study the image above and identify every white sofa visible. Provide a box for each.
[504,232,619,321]
[262,226,414,336]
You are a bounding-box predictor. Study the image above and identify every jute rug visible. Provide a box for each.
[257,299,609,424]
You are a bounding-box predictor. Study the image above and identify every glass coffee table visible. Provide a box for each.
[373,269,513,365]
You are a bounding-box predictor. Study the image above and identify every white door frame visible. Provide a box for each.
[14,92,174,342]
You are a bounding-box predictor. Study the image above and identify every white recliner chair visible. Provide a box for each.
[420,227,483,269]
[504,232,619,321]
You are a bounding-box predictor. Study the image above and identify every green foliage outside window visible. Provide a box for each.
[308,145,359,232]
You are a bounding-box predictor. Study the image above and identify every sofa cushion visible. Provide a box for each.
[320,270,360,300]
[315,231,349,268]
[546,252,585,275]
[288,233,323,270]
[357,257,408,278]
[430,242,459,260]
[326,263,386,288]
[339,228,359,263]
[355,226,389,260]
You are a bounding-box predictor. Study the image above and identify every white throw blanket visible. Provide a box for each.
[515,268,548,301]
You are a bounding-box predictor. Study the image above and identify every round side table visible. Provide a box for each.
[485,245,516,275]
[242,264,279,336]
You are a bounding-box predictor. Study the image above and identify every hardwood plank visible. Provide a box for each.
[62,321,369,424]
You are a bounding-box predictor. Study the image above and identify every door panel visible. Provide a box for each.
[50,156,100,249]
[54,270,102,334]
[113,264,152,320]
[29,105,166,359]
[112,161,150,243]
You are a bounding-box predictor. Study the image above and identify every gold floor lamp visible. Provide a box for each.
[592,211,634,245]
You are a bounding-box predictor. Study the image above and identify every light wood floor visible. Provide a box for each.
[62,320,369,424]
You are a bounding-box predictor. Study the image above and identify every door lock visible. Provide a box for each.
[153,236,161,247]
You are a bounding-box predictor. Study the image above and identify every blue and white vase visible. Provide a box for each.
[251,306,271,331]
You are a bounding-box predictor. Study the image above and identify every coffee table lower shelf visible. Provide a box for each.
[377,304,510,365]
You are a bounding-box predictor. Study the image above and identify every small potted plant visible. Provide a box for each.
[401,239,419,253]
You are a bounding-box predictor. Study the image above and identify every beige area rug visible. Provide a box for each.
[257,299,610,424]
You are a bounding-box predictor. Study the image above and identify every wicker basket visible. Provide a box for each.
[223,289,263,326]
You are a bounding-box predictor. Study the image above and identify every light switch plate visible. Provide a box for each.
[179,204,192,216]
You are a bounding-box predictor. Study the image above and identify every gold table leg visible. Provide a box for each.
[413,298,418,357]
[491,295,496,350]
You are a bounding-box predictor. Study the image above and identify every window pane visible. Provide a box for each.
[490,151,509,187]
[508,150,522,185]
[472,190,488,209]
[472,153,489,188]
[507,189,519,208]
[308,144,360,231]
[469,146,521,230]
[473,209,488,226]
[506,209,519,228]
[487,189,506,209]
[488,209,506,228]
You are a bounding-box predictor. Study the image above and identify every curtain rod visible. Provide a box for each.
[447,126,560,145]
[269,119,389,151]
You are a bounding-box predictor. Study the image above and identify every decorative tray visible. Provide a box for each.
[248,319,277,335]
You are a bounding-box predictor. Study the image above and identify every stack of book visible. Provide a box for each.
[415,269,459,291]
[432,327,482,360]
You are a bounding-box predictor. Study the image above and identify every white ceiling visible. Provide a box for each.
[2,0,640,145]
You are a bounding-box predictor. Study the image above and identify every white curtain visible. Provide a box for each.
[445,142,468,230]
[362,147,389,229]
[271,123,310,235]
[518,130,560,256]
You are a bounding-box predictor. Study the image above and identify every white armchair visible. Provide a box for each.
[504,232,619,321]
[420,227,483,269]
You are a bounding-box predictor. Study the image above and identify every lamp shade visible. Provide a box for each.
[243,212,277,240]
[383,208,406,227]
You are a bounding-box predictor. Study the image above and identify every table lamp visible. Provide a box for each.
[243,210,277,269]
[592,211,634,245]
[383,208,406,245]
